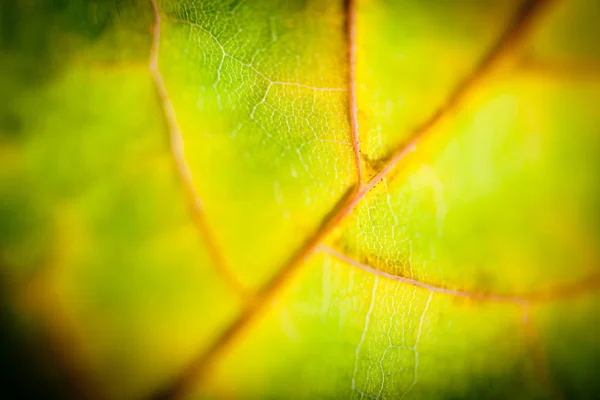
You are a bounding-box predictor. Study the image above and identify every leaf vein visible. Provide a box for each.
[321,245,600,304]
[149,0,248,298]
[146,1,562,399]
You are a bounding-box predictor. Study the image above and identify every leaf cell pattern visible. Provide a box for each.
[0,0,599,399]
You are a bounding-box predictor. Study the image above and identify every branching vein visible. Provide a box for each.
[149,0,247,298]
[147,1,563,399]
[166,16,347,92]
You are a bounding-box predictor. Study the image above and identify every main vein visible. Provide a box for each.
[149,0,247,298]
[147,0,558,399]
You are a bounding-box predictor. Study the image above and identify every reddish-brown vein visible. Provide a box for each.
[325,244,592,399]
[347,0,363,184]
[149,0,247,298]
[146,185,359,400]
[518,57,600,81]
[320,245,526,303]
[365,0,558,193]
[524,273,600,303]
[147,1,557,399]
[321,244,600,304]
[521,306,564,400]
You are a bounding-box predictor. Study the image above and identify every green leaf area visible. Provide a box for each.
[1,0,599,399]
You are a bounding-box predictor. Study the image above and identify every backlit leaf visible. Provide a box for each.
[1,0,599,399]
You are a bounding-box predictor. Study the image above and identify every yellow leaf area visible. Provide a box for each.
[0,0,598,400]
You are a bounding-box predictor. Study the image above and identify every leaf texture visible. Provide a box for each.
[0,0,599,399]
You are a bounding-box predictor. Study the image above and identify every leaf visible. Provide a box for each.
[0,0,599,399]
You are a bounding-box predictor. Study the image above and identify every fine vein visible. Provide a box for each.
[402,291,433,399]
[351,274,378,397]
[329,244,588,398]
[148,1,558,399]
[149,0,246,298]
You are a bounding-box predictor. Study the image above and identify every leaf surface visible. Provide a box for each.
[0,0,599,399]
